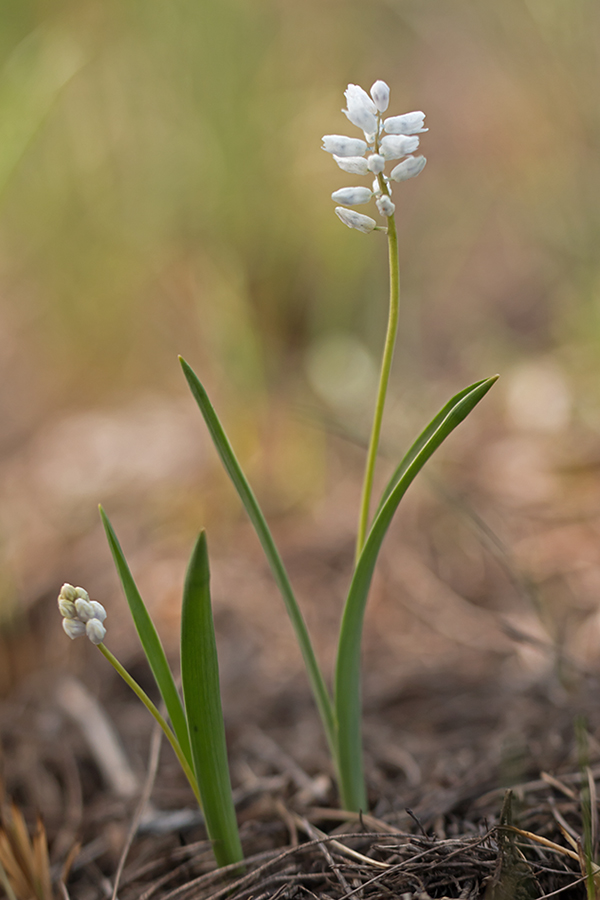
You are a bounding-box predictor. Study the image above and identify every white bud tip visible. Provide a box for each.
[90,600,107,622]
[86,618,106,645]
[370,80,390,112]
[383,111,428,135]
[322,135,368,158]
[334,207,377,233]
[331,186,373,206]
[389,155,427,182]
[58,598,77,619]
[74,586,90,602]
[376,195,395,217]
[59,583,77,602]
[367,154,385,175]
[63,618,86,640]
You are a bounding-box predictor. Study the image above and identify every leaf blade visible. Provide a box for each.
[335,376,498,811]
[181,532,243,868]
[179,357,335,755]
[99,506,192,769]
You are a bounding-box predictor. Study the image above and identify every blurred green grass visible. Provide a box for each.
[1,0,600,622]
[1,0,598,397]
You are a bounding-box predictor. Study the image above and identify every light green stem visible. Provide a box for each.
[97,643,202,808]
[356,205,400,561]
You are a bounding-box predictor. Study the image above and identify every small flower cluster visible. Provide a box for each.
[322,80,427,233]
[58,583,107,645]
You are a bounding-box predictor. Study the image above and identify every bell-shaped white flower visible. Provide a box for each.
[90,600,107,622]
[74,586,90,602]
[335,208,377,233]
[86,618,107,645]
[322,135,368,158]
[370,80,390,112]
[63,618,87,640]
[58,598,77,619]
[367,154,385,175]
[342,84,377,134]
[75,597,96,623]
[389,155,427,182]
[380,134,420,160]
[331,186,373,206]
[383,111,427,135]
[376,195,395,217]
[333,155,370,175]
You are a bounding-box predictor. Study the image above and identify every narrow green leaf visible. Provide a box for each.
[99,505,193,770]
[181,532,243,868]
[335,375,498,811]
[179,357,336,756]
[374,378,491,516]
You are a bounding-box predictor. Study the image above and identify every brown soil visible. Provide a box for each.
[3,424,600,899]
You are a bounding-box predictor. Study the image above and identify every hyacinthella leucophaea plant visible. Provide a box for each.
[58,80,497,868]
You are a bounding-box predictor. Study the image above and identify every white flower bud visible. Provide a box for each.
[335,207,377,233]
[86,618,106,645]
[367,154,385,175]
[342,84,377,134]
[390,155,427,181]
[58,598,77,619]
[380,134,420,160]
[370,80,390,112]
[333,155,370,175]
[74,586,90,602]
[383,111,427,135]
[376,195,395,217]
[331,186,373,206]
[322,135,368,157]
[75,597,96,623]
[89,600,107,622]
[59,583,77,602]
[63,618,86,640]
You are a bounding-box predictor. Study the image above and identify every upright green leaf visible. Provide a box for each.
[181,532,243,868]
[335,376,498,811]
[99,506,192,770]
[179,357,335,756]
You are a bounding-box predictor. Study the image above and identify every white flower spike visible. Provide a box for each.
[323,80,427,231]
[58,582,107,644]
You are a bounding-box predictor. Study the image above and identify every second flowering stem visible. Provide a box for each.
[356,202,400,561]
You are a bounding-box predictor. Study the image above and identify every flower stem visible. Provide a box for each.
[355,206,400,562]
[97,643,202,808]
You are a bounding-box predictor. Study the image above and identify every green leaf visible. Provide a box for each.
[334,375,498,812]
[179,357,335,756]
[374,378,492,516]
[181,531,243,868]
[99,505,193,770]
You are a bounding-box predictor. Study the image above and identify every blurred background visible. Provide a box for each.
[1,0,600,718]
